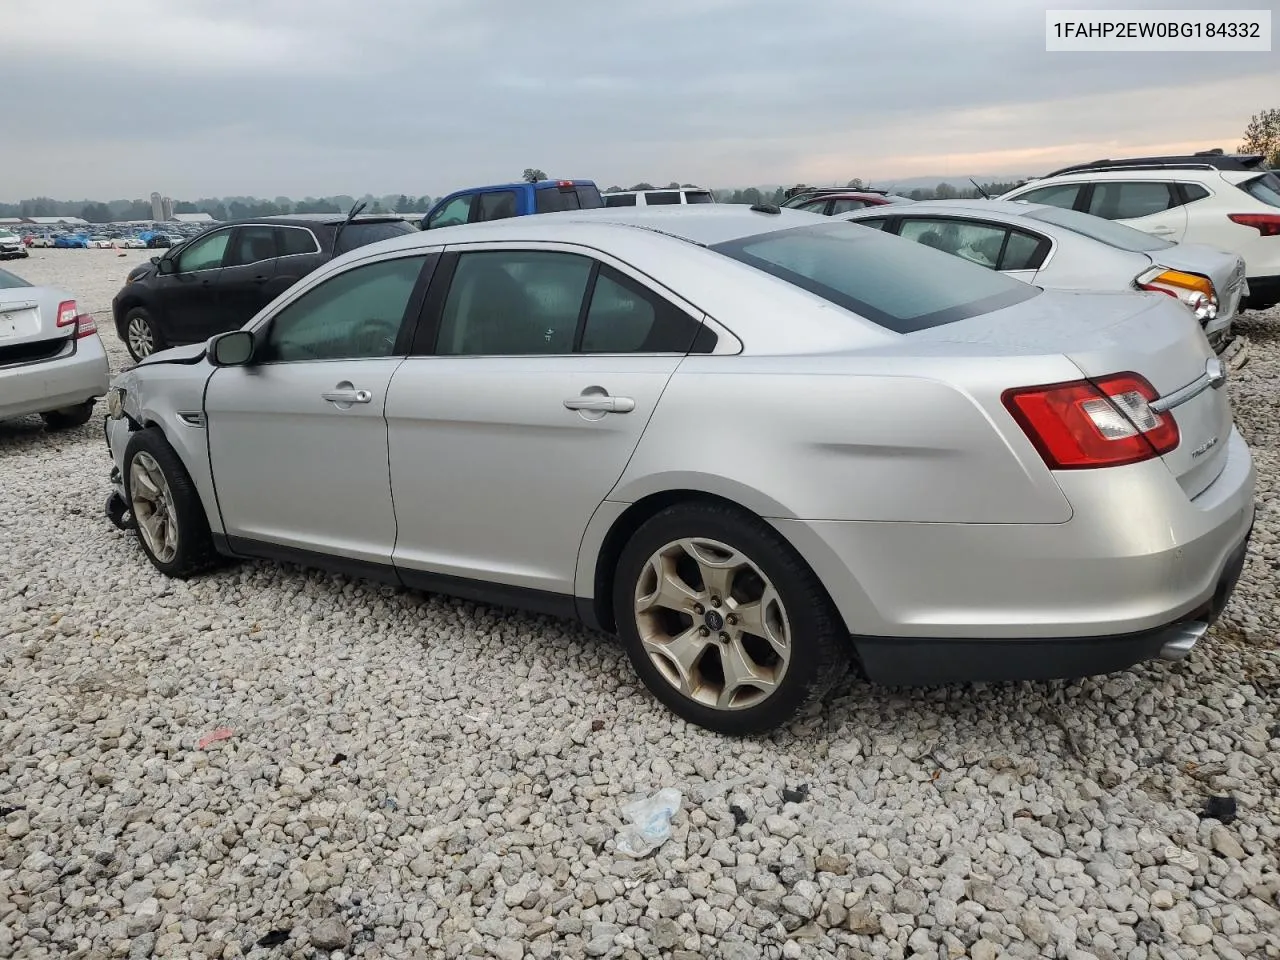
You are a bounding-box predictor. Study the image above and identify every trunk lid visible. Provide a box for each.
[1149,243,1248,323]
[914,289,1232,498]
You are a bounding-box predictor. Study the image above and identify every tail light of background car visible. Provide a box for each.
[1135,267,1218,321]
[55,299,98,339]
[1227,213,1280,237]
[1003,373,1180,470]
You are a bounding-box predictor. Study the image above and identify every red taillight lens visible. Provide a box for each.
[56,300,78,328]
[1003,373,1179,470]
[1228,213,1280,237]
[75,313,97,338]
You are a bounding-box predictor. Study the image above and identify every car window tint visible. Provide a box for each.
[336,220,417,254]
[1181,183,1211,203]
[711,221,1039,334]
[535,187,585,214]
[853,218,889,230]
[798,200,829,214]
[1014,183,1081,209]
[830,199,867,214]
[1239,173,1280,208]
[603,193,637,207]
[477,191,519,222]
[276,227,319,257]
[1000,231,1046,270]
[263,256,424,362]
[646,191,682,205]
[581,266,701,353]
[437,251,593,355]
[225,225,277,267]
[684,192,714,204]
[177,230,230,271]
[899,218,1007,269]
[1087,182,1176,220]
[575,186,603,209]
[428,196,473,229]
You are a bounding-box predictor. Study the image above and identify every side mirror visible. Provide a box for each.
[209,330,254,367]
[157,257,177,275]
[149,255,160,264]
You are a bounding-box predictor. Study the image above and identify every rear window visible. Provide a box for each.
[603,193,637,207]
[0,267,31,289]
[1239,173,1280,209]
[685,191,714,204]
[710,221,1039,334]
[334,220,416,255]
[646,191,682,206]
[535,184,604,214]
[1021,205,1174,252]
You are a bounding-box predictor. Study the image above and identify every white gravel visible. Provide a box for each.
[2,250,1278,960]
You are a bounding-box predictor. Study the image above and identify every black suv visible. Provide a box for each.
[112,214,417,360]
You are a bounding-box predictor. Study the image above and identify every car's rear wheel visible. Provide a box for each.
[613,502,849,735]
[123,307,163,362]
[123,428,217,578]
[41,400,95,430]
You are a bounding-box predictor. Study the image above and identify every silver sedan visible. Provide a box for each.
[0,267,110,430]
[102,206,1255,734]
[840,199,1246,350]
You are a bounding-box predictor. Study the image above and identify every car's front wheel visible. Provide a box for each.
[613,501,849,735]
[123,428,217,578]
[123,307,164,361]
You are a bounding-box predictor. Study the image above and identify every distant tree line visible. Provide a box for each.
[0,194,435,223]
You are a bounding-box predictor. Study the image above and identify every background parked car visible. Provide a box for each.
[0,229,29,260]
[0,267,109,430]
[145,234,173,249]
[841,198,1246,350]
[603,187,716,207]
[112,213,417,361]
[90,236,115,249]
[53,234,90,249]
[28,235,54,248]
[422,179,602,229]
[782,187,914,214]
[1001,151,1280,310]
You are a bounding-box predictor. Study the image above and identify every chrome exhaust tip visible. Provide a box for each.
[1159,621,1208,661]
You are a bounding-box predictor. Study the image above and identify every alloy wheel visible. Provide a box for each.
[632,537,791,710]
[129,451,179,563]
[127,315,154,358]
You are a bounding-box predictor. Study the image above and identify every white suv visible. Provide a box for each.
[1001,152,1280,310]
[603,187,716,207]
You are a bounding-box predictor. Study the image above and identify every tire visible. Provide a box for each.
[122,306,164,362]
[612,501,849,736]
[41,400,95,430]
[122,428,217,578]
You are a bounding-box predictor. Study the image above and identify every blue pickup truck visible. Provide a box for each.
[421,179,603,230]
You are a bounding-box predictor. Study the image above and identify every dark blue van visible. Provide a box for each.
[421,179,603,230]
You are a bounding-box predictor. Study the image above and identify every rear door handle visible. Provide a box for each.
[564,395,635,413]
[322,389,372,404]
[1149,227,1176,236]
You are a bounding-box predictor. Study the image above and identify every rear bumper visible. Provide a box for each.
[0,335,111,420]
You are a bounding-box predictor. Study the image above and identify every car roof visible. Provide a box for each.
[443,180,597,195]
[842,198,1052,219]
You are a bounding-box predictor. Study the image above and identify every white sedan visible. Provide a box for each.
[841,199,1246,350]
[119,237,147,249]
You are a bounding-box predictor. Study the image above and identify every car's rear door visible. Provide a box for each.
[204,250,435,568]
[384,243,710,600]
[1085,180,1189,241]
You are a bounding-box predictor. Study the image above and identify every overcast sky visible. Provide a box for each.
[4,0,1276,200]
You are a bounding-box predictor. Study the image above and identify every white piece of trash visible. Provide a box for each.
[615,788,683,859]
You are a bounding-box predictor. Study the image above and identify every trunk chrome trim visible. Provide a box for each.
[1149,357,1226,414]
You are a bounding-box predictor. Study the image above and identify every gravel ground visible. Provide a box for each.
[1,251,1278,960]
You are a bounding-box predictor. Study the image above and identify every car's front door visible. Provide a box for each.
[214,224,280,337]
[157,227,232,343]
[204,251,435,569]
[385,244,712,600]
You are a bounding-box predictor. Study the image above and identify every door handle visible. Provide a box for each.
[322,388,372,404]
[564,395,635,413]
[1149,227,1176,236]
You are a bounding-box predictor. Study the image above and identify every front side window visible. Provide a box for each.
[176,229,230,272]
[262,256,425,362]
[437,251,593,355]
[477,191,519,222]
[225,225,277,267]
[1087,181,1177,220]
[711,221,1039,334]
[1013,183,1082,210]
[427,196,473,229]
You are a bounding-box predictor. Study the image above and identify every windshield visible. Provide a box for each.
[1021,205,1174,252]
[1238,173,1280,208]
[335,220,417,255]
[0,267,31,289]
[711,221,1039,333]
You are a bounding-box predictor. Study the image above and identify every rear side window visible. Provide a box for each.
[711,222,1039,334]
[797,200,829,214]
[830,199,867,214]
[604,193,637,207]
[1238,173,1280,208]
[225,225,277,267]
[646,192,682,206]
[581,266,702,353]
[535,185,603,214]
[684,191,714,204]
[276,227,320,257]
[1180,183,1211,203]
[1012,183,1082,210]
[477,191,519,222]
[336,220,416,255]
[1087,182,1177,220]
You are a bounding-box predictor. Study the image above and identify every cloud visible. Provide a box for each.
[2,0,1276,198]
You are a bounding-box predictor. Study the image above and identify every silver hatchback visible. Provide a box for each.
[102,207,1255,734]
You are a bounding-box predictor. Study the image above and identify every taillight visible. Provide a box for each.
[1136,267,1217,321]
[1227,213,1280,237]
[56,300,78,328]
[75,313,98,339]
[1003,373,1179,470]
